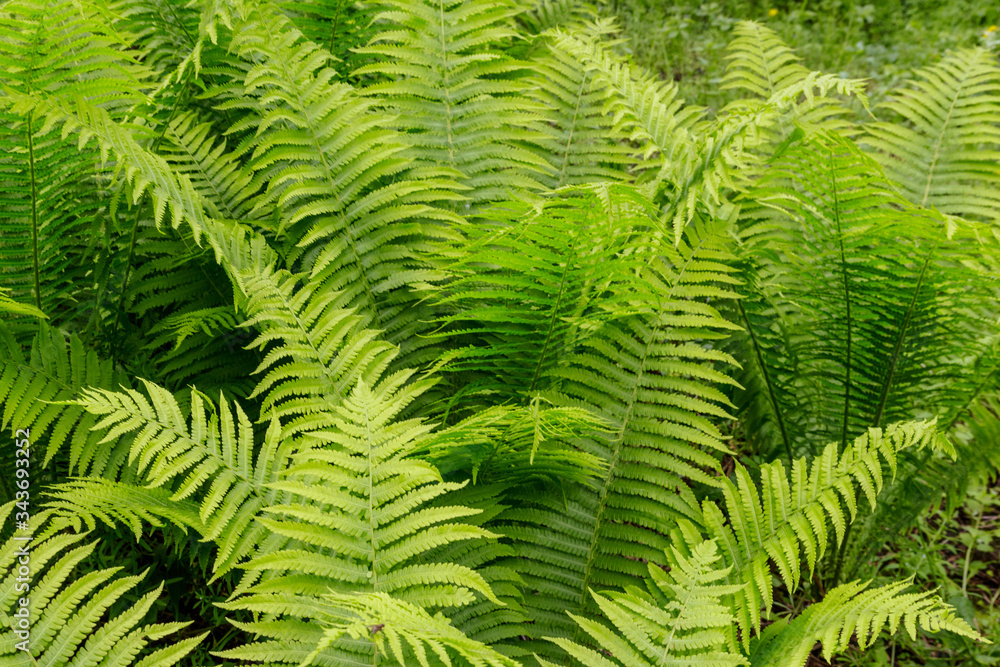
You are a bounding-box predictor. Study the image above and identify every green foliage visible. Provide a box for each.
[0,324,128,479]
[540,540,748,667]
[354,0,551,204]
[550,424,982,667]
[0,506,204,665]
[0,1,996,666]
[863,48,1000,221]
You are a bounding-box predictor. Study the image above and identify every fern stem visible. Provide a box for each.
[572,316,657,638]
[327,0,346,56]
[363,388,379,596]
[830,147,852,449]
[110,76,192,362]
[872,250,933,427]
[830,521,852,588]
[25,110,41,313]
[553,71,589,189]
[437,0,458,177]
[961,505,984,595]
[919,70,966,208]
[258,16,380,325]
[529,237,578,393]
[737,299,793,466]
[827,145,855,588]
[657,574,698,665]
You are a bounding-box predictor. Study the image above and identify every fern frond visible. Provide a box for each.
[0,507,204,664]
[69,381,297,579]
[217,1,456,344]
[160,110,264,223]
[218,377,507,663]
[734,130,1000,457]
[0,324,128,477]
[721,21,858,137]
[416,484,529,656]
[1,92,212,243]
[278,0,382,78]
[862,47,1000,221]
[0,288,44,319]
[542,540,748,667]
[0,0,153,336]
[496,213,742,657]
[42,478,205,541]
[549,28,703,170]
[112,0,202,74]
[518,0,597,34]
[675,419,951,646]
[0,0,151,109]
[547,29,745,241]
[304,592,521,667]
[355,0,551,204]
[528,21,633,189]
[750,579,984,667]
[431,184,664,414]
[241,265,398,436]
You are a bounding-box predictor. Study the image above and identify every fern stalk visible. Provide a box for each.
[736,298,792,466]
[109,74,194,362]
[871,250,934,428]
[26,110,40,312]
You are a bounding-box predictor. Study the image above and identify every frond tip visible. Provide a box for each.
[303,592,521,667]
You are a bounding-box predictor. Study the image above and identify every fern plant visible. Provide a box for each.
[0,1,995,666]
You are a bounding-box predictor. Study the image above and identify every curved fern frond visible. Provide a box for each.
[0,0,150,108]
[547,531,983,667]
[160,110,263,223]
[0,287,44,319]
[0,506,205,665]
[721,21,858,136]
[750,579,984,667]
[218,1,456,343]
[862,47,1000,221]
[541,540,748,667]
[0,323,128,478]
[548,28,702,171]
[547,29,743,241]
[43,478,205,541]
[1,92,212,243]
[68,381,297,579]
[241,265,398,436]
[674,419,951,647]
[552,29,869,241]
[307,592,521,667]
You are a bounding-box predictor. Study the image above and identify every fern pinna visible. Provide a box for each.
[0,0,996,666]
